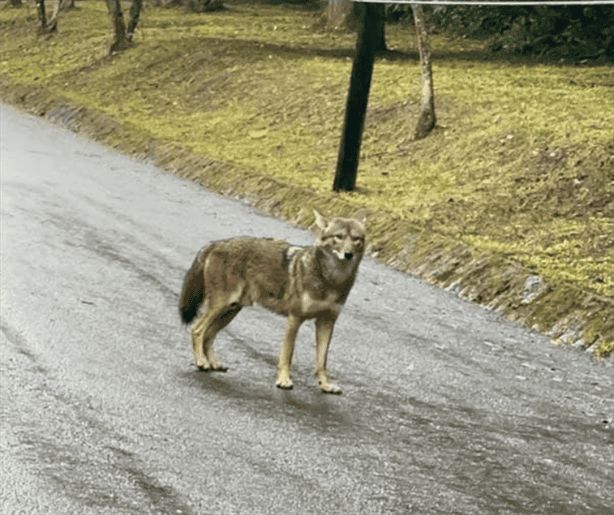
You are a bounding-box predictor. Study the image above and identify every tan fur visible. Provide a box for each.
[179,210,366,394]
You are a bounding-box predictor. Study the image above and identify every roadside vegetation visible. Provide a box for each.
[1,1,612,356]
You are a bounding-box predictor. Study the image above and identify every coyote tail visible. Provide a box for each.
[179,248,207,325]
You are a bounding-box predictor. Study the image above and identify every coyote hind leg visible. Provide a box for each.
[191,302,241,371]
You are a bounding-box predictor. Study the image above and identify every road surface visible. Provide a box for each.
[1,104,612,514]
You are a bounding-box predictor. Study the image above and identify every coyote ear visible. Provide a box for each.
[355,210,367,229]
[313,209,329,231]
[309,209,328,238]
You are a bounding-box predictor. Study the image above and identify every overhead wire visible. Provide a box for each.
[351,1,613,5]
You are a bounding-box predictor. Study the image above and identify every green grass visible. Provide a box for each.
[1,1,612,355]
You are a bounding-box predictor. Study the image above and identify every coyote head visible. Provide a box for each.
[311,210,366,286]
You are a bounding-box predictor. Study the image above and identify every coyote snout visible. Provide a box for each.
[179,210,366,394]
[332,249,354,260]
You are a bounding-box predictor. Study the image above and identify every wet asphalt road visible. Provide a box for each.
[1,104,613,515]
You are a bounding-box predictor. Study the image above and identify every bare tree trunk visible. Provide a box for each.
[107,0,129,53]
[107,0,142,51]
[50,0,60,24]
[327,0,354,29]
[49,0,75,28]
[36,0,47,29]
[411,4,436,140]
[127,0,143,42]
[46,0,72,30]
[333,3,379,192]
[36,0,56,33]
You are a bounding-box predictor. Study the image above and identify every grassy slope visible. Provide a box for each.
[1,2,612,356]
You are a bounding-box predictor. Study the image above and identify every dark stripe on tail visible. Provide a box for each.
[179,247,208,324]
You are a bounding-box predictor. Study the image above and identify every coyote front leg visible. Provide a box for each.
[276,314,302,389]
[315,317,341,394]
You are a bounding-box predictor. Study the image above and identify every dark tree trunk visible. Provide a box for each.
[332,3,380,193]
[107,0,129,53]
[36,0,47,30]
[127,0,143,42]
[411,4,436,140]
[107,0,142,52]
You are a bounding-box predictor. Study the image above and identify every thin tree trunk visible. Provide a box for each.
[332,3,379,192]
[127,0,143,42]
[49,0,75,29]
[36,0,47,29]
[327,0,354,29]
[411,4,436,140]
[36,0,56,33]
[107,0,129,53]
[50,0,60,25]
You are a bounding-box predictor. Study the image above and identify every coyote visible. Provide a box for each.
[179,210,366,394]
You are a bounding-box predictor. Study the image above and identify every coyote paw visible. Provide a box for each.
[320,384,342,394]
[316,371,342,394]
[195,358,227,372]
[276,377,294,390]
[318,380,342,395]
[195,357,212,371]
[208,360,228,372]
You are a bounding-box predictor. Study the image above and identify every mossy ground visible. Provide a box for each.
[1,1,612,356]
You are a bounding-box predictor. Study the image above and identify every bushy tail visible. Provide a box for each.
[179,248,207,325]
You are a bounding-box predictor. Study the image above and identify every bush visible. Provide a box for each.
[429,5,614,60]
[162,0,224,12]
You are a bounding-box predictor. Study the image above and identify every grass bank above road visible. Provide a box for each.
[1,2,612,356]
